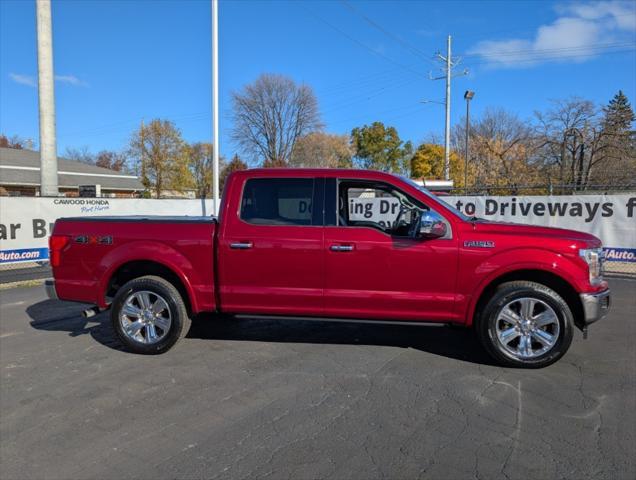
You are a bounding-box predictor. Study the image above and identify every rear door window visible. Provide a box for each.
[240,178,315,226]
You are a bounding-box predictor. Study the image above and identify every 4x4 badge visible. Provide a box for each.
[464,240,495,248]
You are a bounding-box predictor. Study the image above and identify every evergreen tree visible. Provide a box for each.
[602,90,635,133]
[220,154,248,192]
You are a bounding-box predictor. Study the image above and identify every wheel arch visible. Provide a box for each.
[104,260,194,315]
[470,269,584,331]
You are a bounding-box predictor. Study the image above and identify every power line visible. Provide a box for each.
[321,77,421,114]
[329,103,424,128]
[458,42,636,59]
[58,112,210,140]
[316,64,420,96]
[464,45,636,68]
[298,3,427,80]
[338,0,435,64]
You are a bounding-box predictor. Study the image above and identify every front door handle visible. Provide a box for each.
[330,244,354,252]
[230,242,253,250]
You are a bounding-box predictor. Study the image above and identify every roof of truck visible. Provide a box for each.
[236,168,401,178]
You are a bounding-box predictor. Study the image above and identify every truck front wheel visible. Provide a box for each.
[111,275,191,354]
[477,281,574,368]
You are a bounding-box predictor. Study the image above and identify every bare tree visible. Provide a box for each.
[290,132,353,168]
[534,97,623,191]
[231,74,322,166]
[0,134,34,150]
[467,108,538,192]
[64,146,94,164]
[95,150,127,171]
[184,142,222,198]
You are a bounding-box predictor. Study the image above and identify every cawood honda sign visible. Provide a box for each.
[0,197,213,264]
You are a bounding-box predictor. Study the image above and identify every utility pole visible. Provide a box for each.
[36,0,58,196]
[431,35,467,182]
[212,0,220,215]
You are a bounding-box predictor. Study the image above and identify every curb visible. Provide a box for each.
[0,279,47,290]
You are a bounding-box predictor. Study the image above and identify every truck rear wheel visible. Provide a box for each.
[477,281,574,368]
[111,275,191,354]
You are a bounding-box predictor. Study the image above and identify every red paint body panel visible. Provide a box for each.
[52,220,216,313]
[51,168,604,326]
[323,226,459,321]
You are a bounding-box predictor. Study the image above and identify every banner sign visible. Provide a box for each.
[0,197,213,264]
[349,198,402,230]
[444,194,636,263]
[1,195,634,264]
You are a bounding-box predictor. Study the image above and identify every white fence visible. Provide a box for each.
[0,195,634,271]
[444,195,636,266]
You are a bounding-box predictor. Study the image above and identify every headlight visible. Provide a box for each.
[579,247,604,286]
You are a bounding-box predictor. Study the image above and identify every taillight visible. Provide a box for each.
[49,235,70,267]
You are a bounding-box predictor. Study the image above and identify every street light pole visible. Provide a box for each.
[463,90,474,192]
[443,35,451,181]
[212,0,220,215]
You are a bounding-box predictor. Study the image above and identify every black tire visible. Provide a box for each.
[476,281,574,368]
[111,275,191,354]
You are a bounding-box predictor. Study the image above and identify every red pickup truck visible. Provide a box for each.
[47,169,610,368]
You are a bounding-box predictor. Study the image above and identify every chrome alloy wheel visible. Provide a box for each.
[494,297,560,360]
[119,291,172,344]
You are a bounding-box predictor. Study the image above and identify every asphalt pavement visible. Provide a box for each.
[0,279,635,480]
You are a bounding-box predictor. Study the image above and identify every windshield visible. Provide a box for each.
[398,175,470,221]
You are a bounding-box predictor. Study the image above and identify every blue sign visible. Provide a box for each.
[0,247,49,264]
[604,247,636,263]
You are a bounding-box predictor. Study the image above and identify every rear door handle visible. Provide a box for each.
[330,244,354,252]
[230,242,253,250]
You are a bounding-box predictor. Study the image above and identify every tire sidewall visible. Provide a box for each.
[111,277,187,354]
[480,283,574,368]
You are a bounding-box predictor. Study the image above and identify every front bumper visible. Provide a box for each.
[580,289,610,325]
[45,279,58,300]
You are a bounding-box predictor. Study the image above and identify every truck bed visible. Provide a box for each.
[51,216,217,312]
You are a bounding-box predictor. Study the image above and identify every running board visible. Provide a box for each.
[234,314,449,328]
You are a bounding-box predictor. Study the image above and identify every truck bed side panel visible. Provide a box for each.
[52,218,216,313]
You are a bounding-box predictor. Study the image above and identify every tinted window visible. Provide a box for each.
[241,178,314,226]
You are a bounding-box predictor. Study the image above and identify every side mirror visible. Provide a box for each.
[418,212,447,239]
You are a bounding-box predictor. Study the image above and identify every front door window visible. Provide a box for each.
[338,180,427,237]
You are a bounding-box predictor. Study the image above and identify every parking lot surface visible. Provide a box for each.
[1,279,635,480]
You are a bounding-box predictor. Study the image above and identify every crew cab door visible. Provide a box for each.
[217,176,324,316]
[323,178,459,322]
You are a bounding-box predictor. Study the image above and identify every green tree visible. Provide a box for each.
[220,154,248,192]
[129,119,192,197]
[351,122,412,173]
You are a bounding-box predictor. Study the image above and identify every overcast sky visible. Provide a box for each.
[1,0,635,161]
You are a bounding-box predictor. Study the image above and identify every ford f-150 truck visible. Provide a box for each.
[47,169,610,368]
